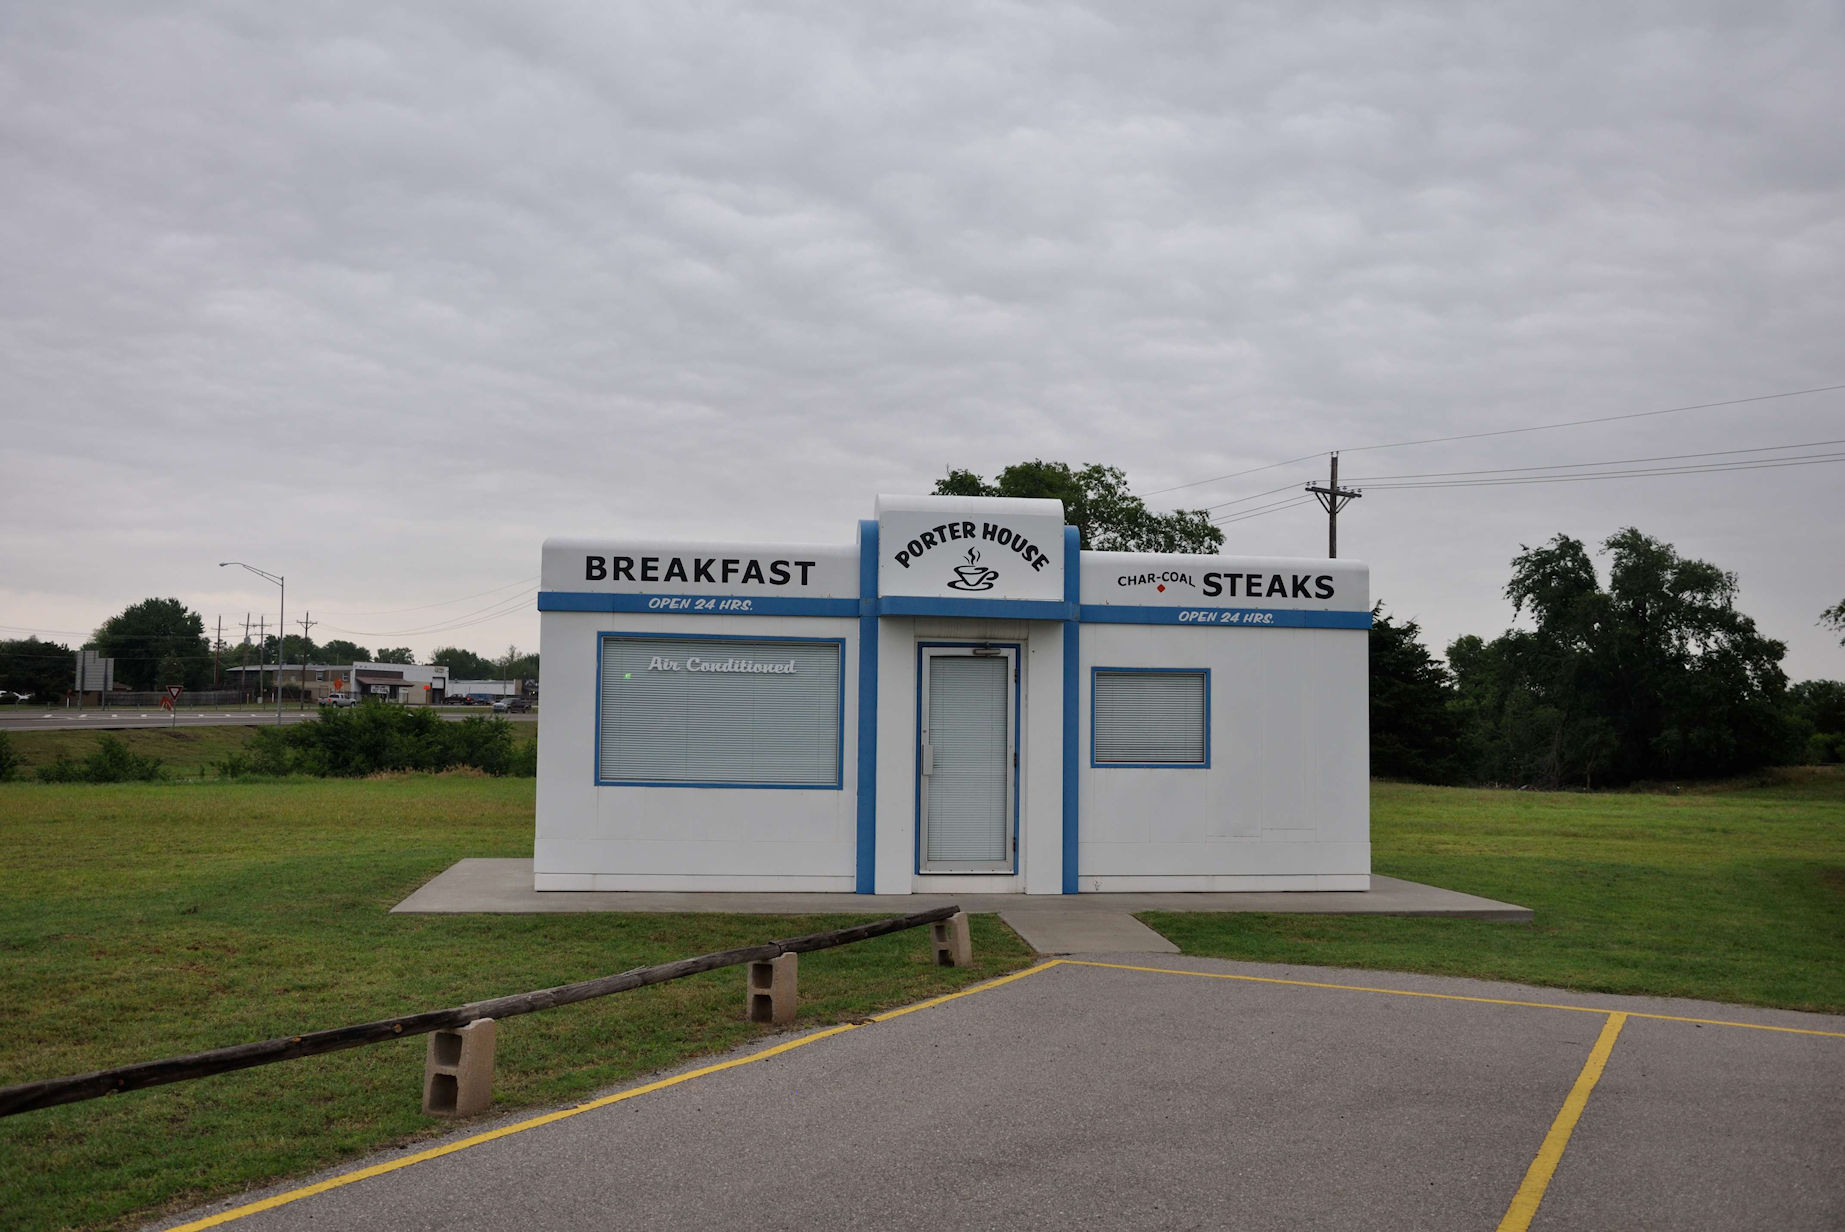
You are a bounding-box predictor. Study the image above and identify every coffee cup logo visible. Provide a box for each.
[947,547,999,592]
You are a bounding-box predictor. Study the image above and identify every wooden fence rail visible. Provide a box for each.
[0,904,961,1119]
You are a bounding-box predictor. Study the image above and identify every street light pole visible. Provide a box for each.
[221,562,285,727]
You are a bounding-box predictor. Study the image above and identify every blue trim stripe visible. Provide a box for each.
[1061,526,1081,895]
[854,521,879,894]
[1079,604,1372,629]
[875,595,1075,620]
[543,592,1366,628]
[541,592,858,617]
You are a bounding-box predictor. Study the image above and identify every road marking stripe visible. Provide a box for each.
[162,961,1063,1231]
[1060,960,1845,1037]
[1496,1012,1626,1232]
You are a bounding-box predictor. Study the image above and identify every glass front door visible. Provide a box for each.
[918,647,1016,873]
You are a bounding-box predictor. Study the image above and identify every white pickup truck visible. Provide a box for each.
[319,692,360,708]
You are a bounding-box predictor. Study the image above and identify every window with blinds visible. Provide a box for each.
[1092,669,1209,767]
[598,635,844,787]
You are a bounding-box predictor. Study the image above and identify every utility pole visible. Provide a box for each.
[296,612,316,709]
[240,613,251,703]
[256,615,267,706]
[214,615,223,690]
[1305,452,1363,559]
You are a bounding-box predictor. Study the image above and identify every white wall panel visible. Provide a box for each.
[1078,622,1369,888]
[535,609,857,886]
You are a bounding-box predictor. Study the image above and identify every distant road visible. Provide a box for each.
[0,709,538,733]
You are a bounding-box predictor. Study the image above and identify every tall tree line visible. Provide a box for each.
[1374,529,1837,787]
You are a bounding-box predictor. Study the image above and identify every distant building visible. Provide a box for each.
[224,662,450,703]
[447,678,520,702]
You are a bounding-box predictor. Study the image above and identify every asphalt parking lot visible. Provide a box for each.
[157,956,1845,1232]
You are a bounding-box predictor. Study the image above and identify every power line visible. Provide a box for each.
[1140,381,1845,499]
[1143,452,1324,498]
[1363,452,1845,491]
[1339,383,1845,457]
[317,588,539,639]
[315,576,539,618]
[1201,480,1306,513]
[1345,438,1845,484]
[1212,496,1317,526]
[1203,446,1845,534]
[1211,494,1304,523]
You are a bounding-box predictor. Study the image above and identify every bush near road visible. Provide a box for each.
[240,705,533,777]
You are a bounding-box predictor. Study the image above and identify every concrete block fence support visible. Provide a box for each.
[423,1018,495,1117]
[746,952,798,1026]
[932,911,972,967]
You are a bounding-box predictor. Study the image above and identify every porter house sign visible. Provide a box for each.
[876,494,1066,604]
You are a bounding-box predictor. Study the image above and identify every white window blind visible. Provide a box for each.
[599,636,842,786]
[1093,670,1207,765]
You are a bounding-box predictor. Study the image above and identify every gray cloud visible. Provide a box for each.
[2,2,1841,673]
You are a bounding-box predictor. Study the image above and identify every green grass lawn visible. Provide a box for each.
[1144,768,1845,1013]
[3,770,1841,1231]
[0,777,1034,1232]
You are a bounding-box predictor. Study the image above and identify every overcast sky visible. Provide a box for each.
[3,2,1841,680]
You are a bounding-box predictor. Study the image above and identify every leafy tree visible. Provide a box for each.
[431,646,497,678]
[498,644,539,682]
[1822,599,1845,646]
[278,634,320,665]
[935,461,1222,553]
[1367,605,1463,783]
[1787,679,1845,763]
[321,640,371,664]
[1453,530,1791,787]
[92,598,211,691]
[375,647,416,665]
[0,636,76,701]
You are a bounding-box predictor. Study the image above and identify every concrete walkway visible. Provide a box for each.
[391,859,1531,954]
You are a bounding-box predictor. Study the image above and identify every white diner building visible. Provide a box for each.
[534,494,1370,896]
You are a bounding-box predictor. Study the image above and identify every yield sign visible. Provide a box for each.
[161,685,183,711]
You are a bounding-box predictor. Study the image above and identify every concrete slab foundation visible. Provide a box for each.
[391,859,1533,925]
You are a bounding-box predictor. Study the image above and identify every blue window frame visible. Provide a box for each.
[595,631,846,789]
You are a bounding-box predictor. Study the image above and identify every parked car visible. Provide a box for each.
[320,692,360,708]
[492,697,532,713]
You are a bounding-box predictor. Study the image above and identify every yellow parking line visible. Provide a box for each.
[1060,960,1845,1038]
[164,962,1063,1231]
[1496,1013,1627,1232]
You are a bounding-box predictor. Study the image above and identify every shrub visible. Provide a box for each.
[213,751,257,778]
[247,703,526,777]
[37,735,164,783]
[0,732,19,782]
[509,737,537,777]
[441,715,515,775]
